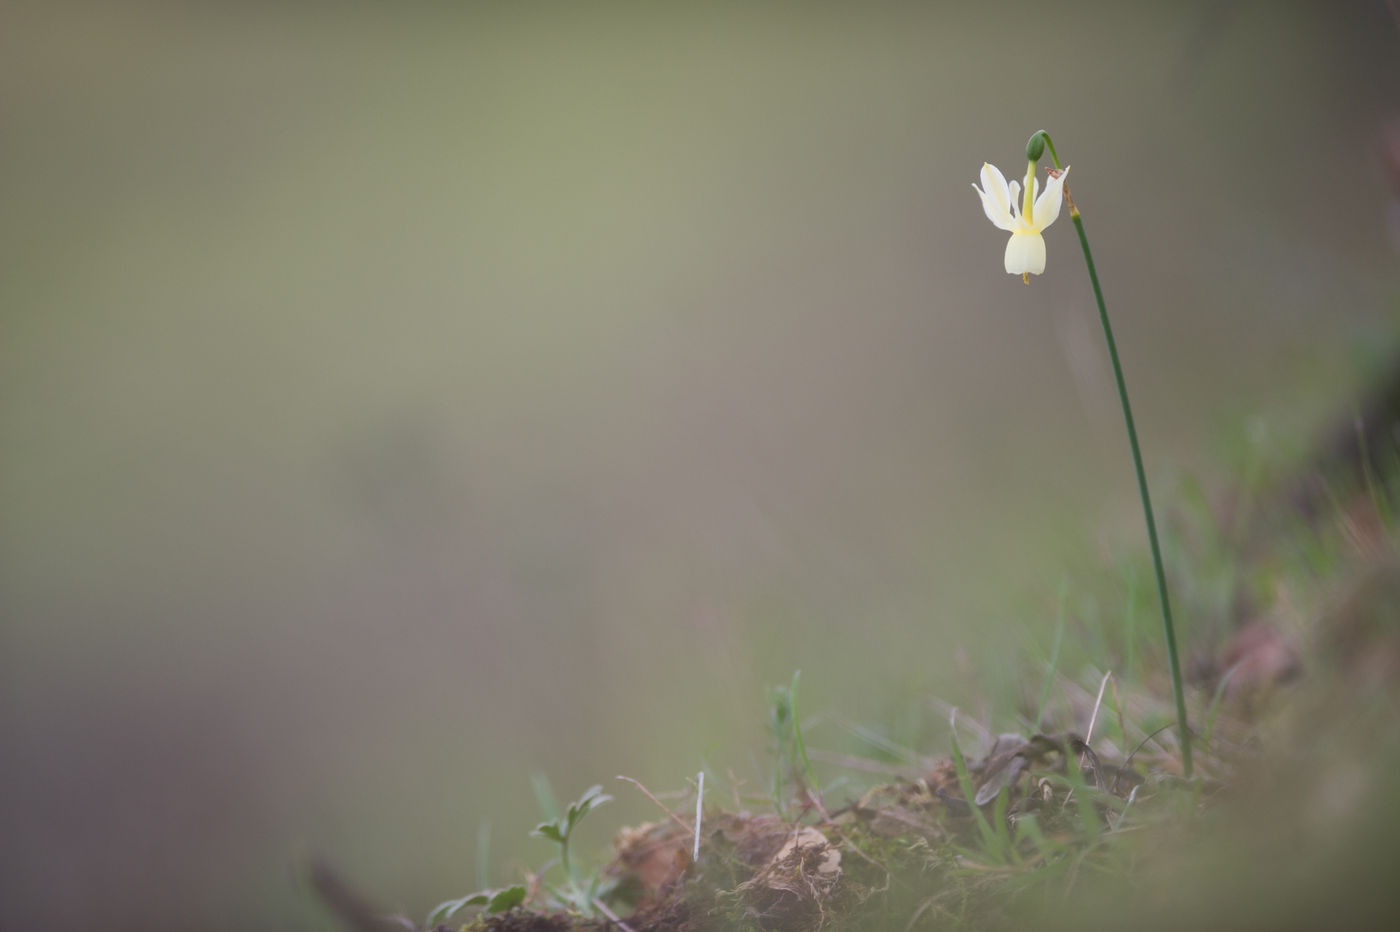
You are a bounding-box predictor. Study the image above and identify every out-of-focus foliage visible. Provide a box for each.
[1,3,1396,929]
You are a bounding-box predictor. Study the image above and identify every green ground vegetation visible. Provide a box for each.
[311,373,1400,931]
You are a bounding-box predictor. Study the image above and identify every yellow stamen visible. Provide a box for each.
[1021,161,1036,225]
[1022,272,1029,285]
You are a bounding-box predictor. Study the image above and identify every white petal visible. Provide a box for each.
[974,163,1015,231]
[1004,231,1046,275]
[1032,166,1069,231]
[980,161,1009,195]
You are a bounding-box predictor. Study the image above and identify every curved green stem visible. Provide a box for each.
[1029,129,1061,171]
[1032,130,1192,778]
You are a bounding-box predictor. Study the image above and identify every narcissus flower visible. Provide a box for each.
[973,161,1069,282]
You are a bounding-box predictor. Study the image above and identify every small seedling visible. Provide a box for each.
[426,785,612,926]
[532,784,614,915]
[767,670,822,816]
[947,710,1010,862]
[426,884,527,926]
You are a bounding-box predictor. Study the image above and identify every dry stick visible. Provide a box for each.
[303,858,405,932]
[615,775,695,838]
[1078,671,1114,792]
[591,897,638,932]
[1084,670,1113,746]
[1123,722,1176,771]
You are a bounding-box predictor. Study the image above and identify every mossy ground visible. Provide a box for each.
[316,365,1400,932]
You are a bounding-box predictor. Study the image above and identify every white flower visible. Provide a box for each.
[973,161,1069,282]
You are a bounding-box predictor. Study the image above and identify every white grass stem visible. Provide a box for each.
[1085,670,1112,746]
[693,771,704,862]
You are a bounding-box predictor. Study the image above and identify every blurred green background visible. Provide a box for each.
[2,2,1396,929]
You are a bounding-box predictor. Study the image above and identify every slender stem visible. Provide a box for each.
[1068,207,1192,778]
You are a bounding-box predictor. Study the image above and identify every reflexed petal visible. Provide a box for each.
[974,162,1015,231]
[1003,231,1046,275]
[1033,166,1069,231]
[975,187,1016,231]
[980,161,1010,197]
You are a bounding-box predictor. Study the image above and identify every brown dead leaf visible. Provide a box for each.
[611,821,691,904]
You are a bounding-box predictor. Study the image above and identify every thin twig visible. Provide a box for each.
[303,858,408,932]
[592,897,638,932]
[1123,722,1175,770]
[1111,784,1140,832]
[616,775,695,837]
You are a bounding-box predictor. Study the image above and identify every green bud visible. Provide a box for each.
[1025,131,1046,163]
